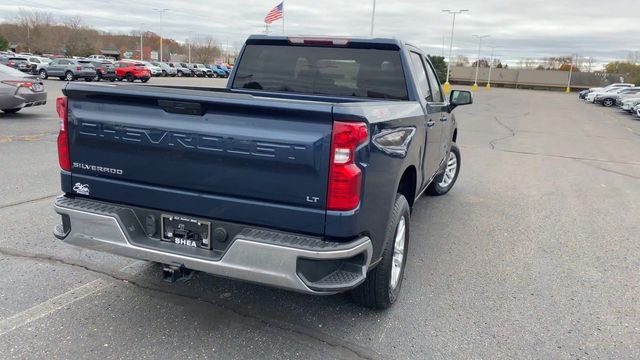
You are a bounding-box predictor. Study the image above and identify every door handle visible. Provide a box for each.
[440,116,448,122]
[426,120,435,128]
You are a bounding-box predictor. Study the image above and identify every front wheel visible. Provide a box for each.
[141,78,149,83]
[351,194,410,309]
[177,71,183,77]
[603,99,615,107]
[427,143,460,196]
[125,73,134,82]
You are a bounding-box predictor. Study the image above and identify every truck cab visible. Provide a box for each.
[53,35,472,309]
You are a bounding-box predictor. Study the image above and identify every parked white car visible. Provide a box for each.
[620,96,640,112]
[586,87,627,103]
[580,83,635,100]
[27,56,51,74]
[142,61,162,76]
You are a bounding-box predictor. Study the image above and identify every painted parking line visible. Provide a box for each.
[0,278,111,336]
[0,259,147,337]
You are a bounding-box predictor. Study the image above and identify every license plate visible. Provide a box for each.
[161,214,211,249]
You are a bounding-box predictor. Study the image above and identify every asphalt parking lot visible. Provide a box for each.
[1,78,639,359]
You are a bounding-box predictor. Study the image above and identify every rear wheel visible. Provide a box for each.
[162,70,167,77]
[2,108,22,114]
[351,194,410,309]
[64,71,74,81]
[141,78,149,83]
[427,143,460,196]
[603,98,615,107]
[39,69,48,79]
[177,71,183,77]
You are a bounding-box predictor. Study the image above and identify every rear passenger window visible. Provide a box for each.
[409,52,431,101]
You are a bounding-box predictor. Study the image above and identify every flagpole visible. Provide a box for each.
[282,1,285,34]
[370,0,376,36]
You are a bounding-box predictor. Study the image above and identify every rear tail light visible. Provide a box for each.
[56,96,71,171]
[76,66,82,70]
[2,80,34,88]
[327,121,368,211]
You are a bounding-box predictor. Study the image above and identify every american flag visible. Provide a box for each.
[264,2,284,24]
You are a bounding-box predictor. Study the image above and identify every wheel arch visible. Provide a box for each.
[397,165,417,208]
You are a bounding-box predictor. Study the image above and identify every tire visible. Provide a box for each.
[64,71,74,81]
[2,108,22,114]
[125,73,134,82]
[39,69,48,80]
[141,78,149,83]
[351,194,410,309]
[427,143,461,196]
[177,71,183,77]
[603,99,614,107]
[84,77,93,82]
[109,78,116,82]
[93,74,100,82]
[162,70,167,77]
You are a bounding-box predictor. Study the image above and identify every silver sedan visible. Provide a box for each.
[0,63,47,114]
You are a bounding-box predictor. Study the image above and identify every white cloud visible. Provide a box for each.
[1,0,638,62]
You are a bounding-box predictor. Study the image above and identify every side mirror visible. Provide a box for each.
[449,90,473,111]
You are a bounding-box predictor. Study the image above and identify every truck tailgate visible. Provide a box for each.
[64,84,333,235]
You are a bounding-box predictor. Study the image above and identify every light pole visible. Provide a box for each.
[486,46,497,91]
[566,54,576,93]
[442,9,469,93]
[153,8,169,62]
[139,23,146,61]
[370,0,377,36]
[472,34,490,92]
[187,31,194,64]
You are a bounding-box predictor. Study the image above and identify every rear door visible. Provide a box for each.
[408,51,442,185]
[423,57,449,163]
[48,59,62,76]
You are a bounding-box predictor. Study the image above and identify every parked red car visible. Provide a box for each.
[115,61,151,82]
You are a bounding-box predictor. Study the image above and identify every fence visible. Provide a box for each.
[450,66,626,90]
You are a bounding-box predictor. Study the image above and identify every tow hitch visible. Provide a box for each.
[161,264,194,283]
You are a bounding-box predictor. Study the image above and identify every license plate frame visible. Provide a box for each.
[160,214,211,250]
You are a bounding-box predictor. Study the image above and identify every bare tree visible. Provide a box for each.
[454,55,469,67]
[64,16,83,30]
[191,35,222,64]
[15,8,55,52]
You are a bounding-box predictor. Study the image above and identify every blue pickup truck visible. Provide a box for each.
[53,35,472,309]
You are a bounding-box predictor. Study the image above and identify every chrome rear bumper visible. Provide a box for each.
[53,196,372,294]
